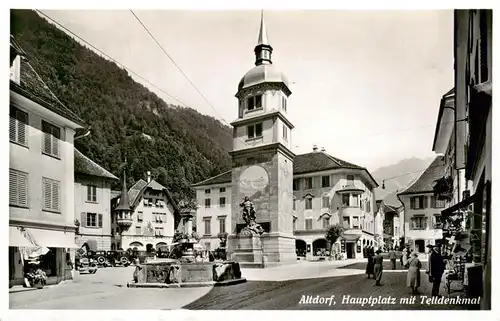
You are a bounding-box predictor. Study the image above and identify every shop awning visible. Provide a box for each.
[9,226,35,247]
[25,228,78,248]
[441,192,479,216]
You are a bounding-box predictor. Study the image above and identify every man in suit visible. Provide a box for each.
[426,244,445,297]
[388,247,397,270]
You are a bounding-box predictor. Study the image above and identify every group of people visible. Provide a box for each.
[365,244,446,296]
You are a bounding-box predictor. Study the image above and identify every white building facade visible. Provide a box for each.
[9,39,85,286]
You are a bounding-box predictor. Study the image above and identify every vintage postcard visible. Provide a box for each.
[6,7,492,314]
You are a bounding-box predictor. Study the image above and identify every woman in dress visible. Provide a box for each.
[373,249,384,286]
[365,247,375,279]
[407,252,422,294]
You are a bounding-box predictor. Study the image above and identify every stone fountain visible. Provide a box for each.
[128,208,246,288]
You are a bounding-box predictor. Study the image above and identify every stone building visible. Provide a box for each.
[111,171,180,252]
[193,13,378,262]
[74,149,118,251]
[9,37,85,286]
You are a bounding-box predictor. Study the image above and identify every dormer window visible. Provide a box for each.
[247,123,263,139]
[281,96,287,111]
[247,95,262,111]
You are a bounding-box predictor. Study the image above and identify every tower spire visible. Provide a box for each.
[116,168,131,211]
[257,10,269,46]
[254,10,273,66]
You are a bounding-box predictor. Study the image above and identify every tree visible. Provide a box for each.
[325,224,344,257]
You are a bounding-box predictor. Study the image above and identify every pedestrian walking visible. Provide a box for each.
[373,249,384,286]
[407,251,422,294]
[388,247,397,270]
[365,247,375,279]
[426,244,445,297]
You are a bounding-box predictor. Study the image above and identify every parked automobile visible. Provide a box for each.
[106,250,131,267]
[77,258,97,274]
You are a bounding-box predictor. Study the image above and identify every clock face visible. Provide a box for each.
[239,165,269,197]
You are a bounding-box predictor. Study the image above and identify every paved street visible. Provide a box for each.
[10,260,475,310]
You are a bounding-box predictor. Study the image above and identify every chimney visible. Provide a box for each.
[147,171,151,183]
[320,147,326,152]
[313,145,318,152]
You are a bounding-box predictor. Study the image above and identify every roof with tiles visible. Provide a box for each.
[10,38,86,127]
[398,156,446,196]
[74,149,118,180]
[192,151,375,187]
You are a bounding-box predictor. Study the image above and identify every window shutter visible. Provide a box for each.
[422,196,427,208]
[43,179,52,209]
[17,118,26,145]
[81,212,87,227]
[9,117,16,142]
[18,172,28,206]
[52,181,60,211]
[9,169,18,205]
[98,214,103,228]
[52,134,59,157]
[431,196,436,208]
[43,132,51,154]
[410,197,415,209]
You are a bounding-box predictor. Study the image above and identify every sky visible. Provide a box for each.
[41,9,454,171]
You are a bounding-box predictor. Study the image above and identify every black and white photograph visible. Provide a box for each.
[5,3,495,314]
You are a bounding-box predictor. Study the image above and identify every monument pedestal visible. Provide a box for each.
[228,232,296,268]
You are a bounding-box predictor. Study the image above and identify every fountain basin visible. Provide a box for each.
[128,260,246,288]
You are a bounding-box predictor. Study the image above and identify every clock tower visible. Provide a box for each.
[227,11,296,267]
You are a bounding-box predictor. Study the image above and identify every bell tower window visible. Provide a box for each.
[247,95,262,111]
[247,123,263,139]
[281,96,287,112]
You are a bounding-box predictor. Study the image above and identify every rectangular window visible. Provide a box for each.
[433,215,442,228]
[41,120,61,158]
[342,194,350,207]
[204,188,211,194]
[322,196,329,208]
[282,125,288,140]
[305,198,312,210]
[293,179,299,191]
[435,199,446,208]
[219,197,226,207]
[352,216,359,229]
[137,211,143,222]
[305,218,313,230]
[204,219,211,235]
[410,216,428,230]
[322,217,330,229]
[219,217,226,233]
[343,216,350,229]
[9,168,28,207]
[87,185,97,202]
[219,187,226,193]
[247,123,263,139]
[42,177,60,212]
[155,227,164,236]
[410,196,426,209]
[321,175,330,188]
[10,106,28,146]
[346,175,354,185]
[282,96,287,111]
[86,213,97,227]
[247,95,262,111]
[205,199,211,208]
[304,177,313,189]
[136,226,142,235]
[351,195,359,207]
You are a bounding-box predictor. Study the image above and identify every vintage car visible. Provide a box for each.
[77,257,97,274]
[90,250,112,267]
[106,250,131,267]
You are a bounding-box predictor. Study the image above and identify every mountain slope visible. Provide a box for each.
[10,9,233,201]
[372,156,435,201]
